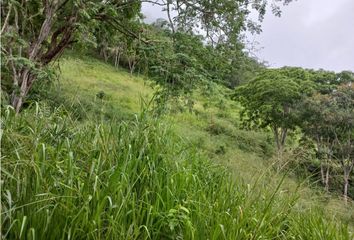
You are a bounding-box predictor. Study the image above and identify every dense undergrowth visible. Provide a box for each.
[1,103,351,239]
[1,55,353,239]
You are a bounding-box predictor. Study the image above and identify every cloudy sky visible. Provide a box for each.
[142,0,354,72]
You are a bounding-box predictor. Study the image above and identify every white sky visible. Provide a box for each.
[142,0,354,72]
[252,0,354,72]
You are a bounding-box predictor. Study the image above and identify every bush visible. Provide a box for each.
[233,130,275,158]
[205,122,228,135]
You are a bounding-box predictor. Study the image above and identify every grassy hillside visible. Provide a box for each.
[57,55,354,223]
[2,54,353,239]
[62,54,354,222]
[58,56,281,184]
[60,55,353,213]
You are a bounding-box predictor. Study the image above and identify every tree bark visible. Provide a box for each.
[128,57,137,75]
[321,156,330,192]
[115,50,121,68]
[273,126,280,152]
[343,170,349,204]
[11,70,34,113]
[273,126,287,153]
[1,3,12,35]
[325,164,330,192]
[28,2,57,60]
[280,128,288,148]
[9,1,58,112]
[8,2,79,113]
[320,162,325,185]
[273,126,287,171]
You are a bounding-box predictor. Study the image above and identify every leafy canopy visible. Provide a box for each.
[234,67,314,130]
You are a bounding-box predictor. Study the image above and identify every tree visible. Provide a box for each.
[329,85,354,203]
[298,84,354,202]
[234,68,314,158]
[298,93,336,191]
[308,69,354,94]
[1,0,141,113]
[1,0,293,113]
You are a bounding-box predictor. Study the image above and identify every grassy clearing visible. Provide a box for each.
[1,55,352,238]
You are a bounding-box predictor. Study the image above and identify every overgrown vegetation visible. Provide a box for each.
[1,0,293,112]
[235,67,354,202]
[2,101,352,239]
[1,0,354,238]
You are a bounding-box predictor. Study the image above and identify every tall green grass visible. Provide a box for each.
[1,103,351,239]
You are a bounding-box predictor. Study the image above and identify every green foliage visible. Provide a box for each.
[287,212,351,239]
[308,69,354,94]
[2,0,291,112]
[235,67,314,130]
[233,130,275,158]
[1,0,144,111]
[2,52,353,238]
[234,67,354,200]
[233,67,315,155]
[206,121,229,136]
[295,84,354,198]
[92,12,266,108]
[1,103,351,239]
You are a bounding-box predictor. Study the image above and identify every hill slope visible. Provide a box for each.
[2,54,353,239]
[59,55,354,221]
[59,55,354,220]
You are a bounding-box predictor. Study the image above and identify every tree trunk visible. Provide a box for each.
[280,128,288,148]
[320,156,330,192]
[325,165,330,192]
[115,51,121,68]
[130,63,135,75]
[8,1,58,113]
[343,171,349,204]
[274,126,280,152]
[320,163,325,185]
[317,138,326,187]
[273,126,288,171]
[128,58,136,75]
[10,69,34,113]
[273,126,287,153]
[103,49,108,62]
[1,3,12,35]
